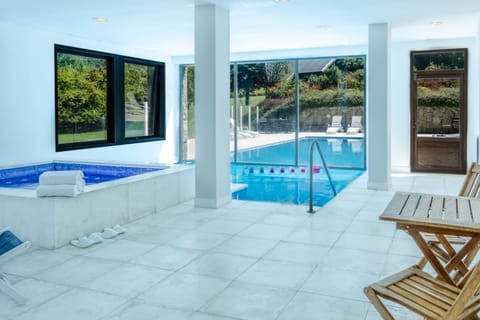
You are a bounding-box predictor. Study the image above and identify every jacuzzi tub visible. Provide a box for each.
[0,161,195,249]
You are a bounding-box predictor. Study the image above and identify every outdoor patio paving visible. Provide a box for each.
[0,170,465,320]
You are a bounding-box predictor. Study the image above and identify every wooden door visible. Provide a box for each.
[410,49,467,174]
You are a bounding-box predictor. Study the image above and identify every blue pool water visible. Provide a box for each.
[232,137,365,206]
[236,137,365,168]
[0,162,167,189]
[231,164,363,206]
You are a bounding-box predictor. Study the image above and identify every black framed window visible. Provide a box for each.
[55,45,165,151]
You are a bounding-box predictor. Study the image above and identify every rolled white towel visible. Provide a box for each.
[39,170,85,186]
[36,185,81,197]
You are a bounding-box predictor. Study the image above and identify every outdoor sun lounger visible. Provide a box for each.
[326,115,343,134]
[0,227,31,304]
[346,115,363,134]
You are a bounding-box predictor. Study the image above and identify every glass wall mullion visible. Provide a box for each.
[294,60,300,166]
[233,63,239,162]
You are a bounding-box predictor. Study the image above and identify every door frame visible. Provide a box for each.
[410,48,468,174]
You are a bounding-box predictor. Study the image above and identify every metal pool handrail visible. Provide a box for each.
[307,140,337,213]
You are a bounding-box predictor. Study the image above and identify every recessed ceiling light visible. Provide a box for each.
[93,17,108,23]
[431,21,443,27]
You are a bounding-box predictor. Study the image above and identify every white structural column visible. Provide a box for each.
[194,4,231,208]
[367,23,391,190]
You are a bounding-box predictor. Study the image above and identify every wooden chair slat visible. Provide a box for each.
[405,277,458,301]
[370,284,443,319]
[393,281,451,310]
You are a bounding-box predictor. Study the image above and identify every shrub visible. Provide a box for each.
[262,89,364,119]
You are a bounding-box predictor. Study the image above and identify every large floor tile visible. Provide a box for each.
[102,300,192,320]
[202,282,295,320]
[334,233,392,254]
[124,226,186,245]
[345,220,396,237]
[82,263,171,298]
[133,245,203,270]
[1,250,73,277]
[264,242,329,265]
[237,259,314,289]
[285,227,341,246]
[212,236,278,258]
[15,288,127,320]
[0,278,69,318]
[139,273,230,310]
[261,213,307,226]
[182,252,257,279]
[301,266,379,301]
[36,255,120,286]
[86,240,156,262]
[277,291,370,320]
[197,219,252,235]
[323,247,387,275]
[168,231,231,250]
[238,223,293,240]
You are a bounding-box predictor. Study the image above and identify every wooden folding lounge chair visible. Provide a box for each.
[0,227,31,304]
[364,262,480,319]
[417,162,480,281]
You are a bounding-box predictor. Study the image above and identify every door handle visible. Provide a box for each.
[412,121,416,129]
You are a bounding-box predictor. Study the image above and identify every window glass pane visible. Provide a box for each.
[416,77,461,137]
[298,57,365,168]
[235,61,295,165]
[56,52,108,145]
[413,51,465,71]
[181,65,195,160]
[125,63,157,138]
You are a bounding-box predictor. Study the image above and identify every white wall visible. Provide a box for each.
[390,37,478,170]
[0,22,179,167]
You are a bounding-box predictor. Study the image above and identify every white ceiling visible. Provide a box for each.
[1,0,479,56]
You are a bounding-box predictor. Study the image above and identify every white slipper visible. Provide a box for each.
[101,227,119,239]
[70,236,95,248]
[88,232,104,244]
[112,224,127,234]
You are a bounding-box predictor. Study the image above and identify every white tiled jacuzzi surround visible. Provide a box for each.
[0,163,195,249]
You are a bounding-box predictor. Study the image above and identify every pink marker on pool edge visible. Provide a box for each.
[313,166,320,173]
[300,167,305,173]
[290,167,295,173]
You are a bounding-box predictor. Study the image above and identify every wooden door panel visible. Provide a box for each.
[414,139,461,172]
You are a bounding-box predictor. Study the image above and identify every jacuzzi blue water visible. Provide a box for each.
[0,162,168,189]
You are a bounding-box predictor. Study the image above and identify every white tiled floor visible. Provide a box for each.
[0,171,466,320]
